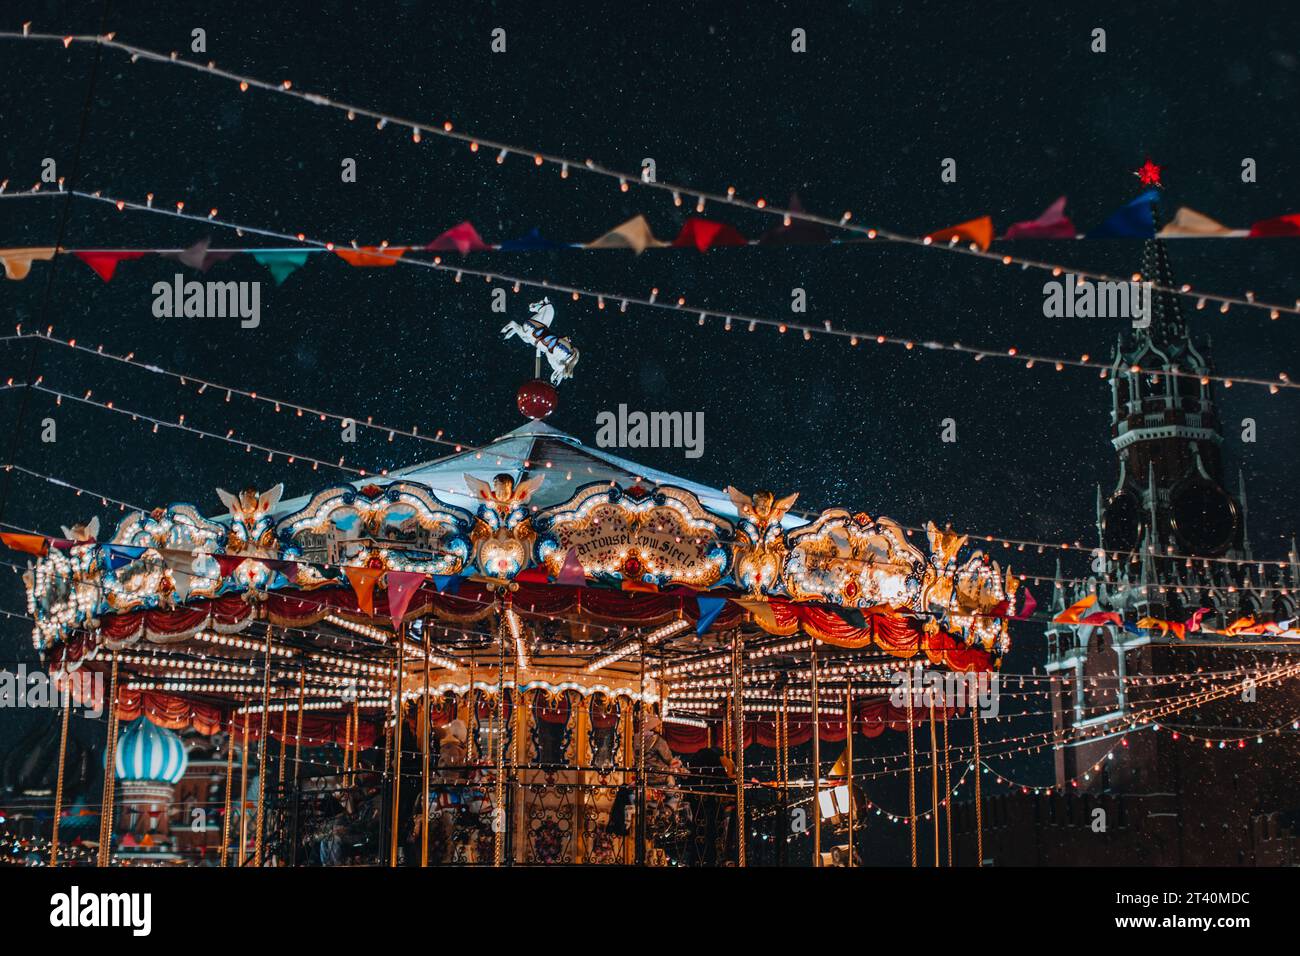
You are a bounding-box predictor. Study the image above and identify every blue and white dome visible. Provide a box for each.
[109,717,188,784]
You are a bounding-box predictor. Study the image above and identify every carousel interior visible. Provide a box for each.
[15,419,1013,867]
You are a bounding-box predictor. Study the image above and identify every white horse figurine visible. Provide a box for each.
[500,297,580,386]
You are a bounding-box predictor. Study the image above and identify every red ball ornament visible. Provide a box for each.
[516,379,558,420]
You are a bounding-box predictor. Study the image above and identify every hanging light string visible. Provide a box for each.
[29,382,383,476]
[6,329,524,464]
[12,356,1300,577]
[1,29,1296,323]
[6,187,1296,397]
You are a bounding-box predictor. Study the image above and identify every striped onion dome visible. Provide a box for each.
[108,717,188,784]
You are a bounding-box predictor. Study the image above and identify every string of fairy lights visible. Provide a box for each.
[6,186,1297,398]
[7,353,1298,578]
[2,28,1298,324]
[3,29,1298,871]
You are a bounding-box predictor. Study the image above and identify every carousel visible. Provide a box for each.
[18,375,1016,867]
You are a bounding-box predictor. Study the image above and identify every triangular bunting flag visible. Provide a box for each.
[73,250,146,282]
[498,227,561,251]
[555,548,586,586]
[758,194,831,245]
[250,250,310,284]
[163,238,237,272]
[695,596,727,635]
[0,532,47,556]
[345,566,384,616]
[386,571,426,631]
[431,574,463,595]
[1248,213,1300,238]
[671,217,748,252]
[335,246,407,267]
[1003,197,1076,239]
[1011,586,1037,620]
[1086,189,1159,239]
[925,216,994,251]
[427,222,490,255]
[586,215,666,254]
[105,545,147,570]
[1158,207,1239,237]
[1053,594,1097,624]
[0,247,56,281]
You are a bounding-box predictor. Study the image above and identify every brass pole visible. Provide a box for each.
[278,688,290,785]
[389,625,406,867]
[972,706,984,867]
[493,614,507,866]
[349,694,359,783]
[929,698,940,868]
[844,680,854,868]
[732,630,746,867]
[220,715,235,867]
[906,667,917,868]
[421,623,431,868]
[810,639,820,867]
[942,710,953,867]
[254,627,273,866]
[97,650,121,867]
[513,654,524,866]
[50,688,72,867]
[467,655,477,761]
[293,669,306,786]
[238,708,250,865]
[635,646,647,866]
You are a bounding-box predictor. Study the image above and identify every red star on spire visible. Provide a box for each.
[1134,157,1163,188]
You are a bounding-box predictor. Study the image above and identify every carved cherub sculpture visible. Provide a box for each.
[60,516,100,543]
[727,486,798,595]
[216,484,284,555]
[464,473,544,577]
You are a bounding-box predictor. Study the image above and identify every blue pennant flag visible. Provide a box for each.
[105,545,146,570]
[499,227,563,251]
[695,596,727,635]
[1086,189,1159,239]
[431,574,463,595]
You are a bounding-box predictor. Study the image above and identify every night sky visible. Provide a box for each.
[1,2,1298,802]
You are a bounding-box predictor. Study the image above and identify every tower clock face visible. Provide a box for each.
[1170,477,1238,556]
[1101,490,1143,553]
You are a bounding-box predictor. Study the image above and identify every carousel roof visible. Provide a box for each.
[270,419,807,530]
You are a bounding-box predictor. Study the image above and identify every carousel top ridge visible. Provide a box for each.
[20,420,1014,671]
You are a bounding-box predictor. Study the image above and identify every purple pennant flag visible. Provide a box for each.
[555,548,586,586]
[1003,197,1076,240]
[163,238,237,272]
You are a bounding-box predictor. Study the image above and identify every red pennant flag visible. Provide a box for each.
[73,251,146,282]
[1248,213,1300,238]
[345,566,384,616]
[1011,587,1037,620]
[925,216,995,251]
[0,532,48,556]
[386,571,426,631]
[213,554,248,577]
[555,548,585,586]
[1079,610,1123,626]
[671,217,748,252]
[427,222,490,255]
